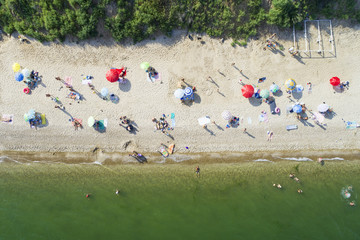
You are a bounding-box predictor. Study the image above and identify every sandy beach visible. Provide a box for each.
[1,20,360,156]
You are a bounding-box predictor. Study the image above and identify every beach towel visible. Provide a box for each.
[147,72,161,83]
[247,117,252,125]
[65,76,73,87]
[346,121,358,130]
[1,114,13,124]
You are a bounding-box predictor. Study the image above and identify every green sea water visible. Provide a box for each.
[0,157,359,240]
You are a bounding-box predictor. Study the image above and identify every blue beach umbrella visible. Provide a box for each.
[15,72,24,82]
[184,87,193,96]
[292,104,302,113]
[101,87,109,97]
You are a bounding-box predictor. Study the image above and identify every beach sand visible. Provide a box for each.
[1,20,360,155]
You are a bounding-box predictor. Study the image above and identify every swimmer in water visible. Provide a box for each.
[86,194,90,198]
[297,189,303,194]
[289,173,295,178]
[277,184,282,189]
[294,177,300,182]
[350,201,355,206]
[115,189,119,195]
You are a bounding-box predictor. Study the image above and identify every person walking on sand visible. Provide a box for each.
[267,131,273,141]
[195,166,200,177]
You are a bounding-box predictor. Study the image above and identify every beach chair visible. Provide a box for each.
[286,125,298,131]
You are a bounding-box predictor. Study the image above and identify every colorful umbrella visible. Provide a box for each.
[260,89,270,99]
[22,68,31,78]
[88,116,95,127]
[140,62,150,70]
[12,63,21,72]
[101,87,109,97]
[106,69,120,83]
[270,84,279,93]
[318,104,329,113]
[184,87,193,96]
[15,72,24,82]
[285,78,296,91]
[330,77,340,86]
[221,110,232,121]
[241,85,254,98]
[292,104,302,113]
[174,89,185,99]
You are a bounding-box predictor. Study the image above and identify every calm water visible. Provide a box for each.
[0,156,359,240]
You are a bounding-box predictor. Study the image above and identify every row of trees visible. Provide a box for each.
[0,0,359,43]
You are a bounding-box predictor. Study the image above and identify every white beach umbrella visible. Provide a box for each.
[312,112,325,123]
[21,68,31,78]
[101,87,109,97]
[198,116,211,126]
[317,104,329,113]
[221,110,232,121]
[174,89,185,99]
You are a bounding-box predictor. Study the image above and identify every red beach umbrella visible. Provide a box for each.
[106,69,120,83]
[330,77,340,86]
[241,85,254,98]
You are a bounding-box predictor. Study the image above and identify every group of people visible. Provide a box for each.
[25,70,42,89]
[119,116,134,132]
[273,173,302,193]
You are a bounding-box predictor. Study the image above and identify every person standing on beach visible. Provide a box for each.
[195,166,200,177]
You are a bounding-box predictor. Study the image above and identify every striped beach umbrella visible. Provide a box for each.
[221,110,232,121]
[292,104,302,113]
[330,77,340,86]
[260,89,270,99]
[184,87,193,96]
[270,83,280,93]
[241,84,254,98]
[285,78,296,91]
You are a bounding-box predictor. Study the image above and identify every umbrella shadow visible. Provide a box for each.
[217,90,226,97]
[292,91,303,100]
[273,90,283,97]
[109,94,120,104]
[119,79,131,92]
[249,98,263,107]
[333,85,344,93]
[192,93,201,104]
[324,111,336,120]
[213,123,224,131]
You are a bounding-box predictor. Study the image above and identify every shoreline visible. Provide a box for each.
[1,149,360,165]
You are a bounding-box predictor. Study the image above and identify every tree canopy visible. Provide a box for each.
[0,0,359,43]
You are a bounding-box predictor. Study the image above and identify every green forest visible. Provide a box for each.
[0,0,359,43]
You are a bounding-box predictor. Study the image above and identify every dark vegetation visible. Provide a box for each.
[0,0,359,43]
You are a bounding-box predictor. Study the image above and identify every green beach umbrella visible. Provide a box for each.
[88,116,95,127]
[260,89,270,99]
[24,113,29,122]
[140,62,150,70]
